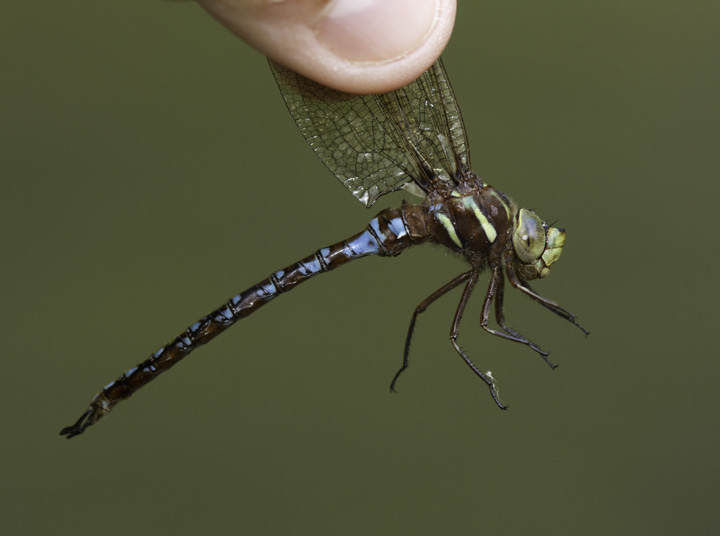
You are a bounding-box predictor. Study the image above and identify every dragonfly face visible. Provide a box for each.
[511,208,566,281]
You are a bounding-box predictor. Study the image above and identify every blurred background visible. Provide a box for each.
[2,1,719,534]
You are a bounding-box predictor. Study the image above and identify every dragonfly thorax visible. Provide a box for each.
[423,184,515,266]
[418,183,566,282]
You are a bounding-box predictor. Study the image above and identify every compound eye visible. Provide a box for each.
[513,209,546,263]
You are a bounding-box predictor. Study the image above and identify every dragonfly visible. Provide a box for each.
[60,58,587,438]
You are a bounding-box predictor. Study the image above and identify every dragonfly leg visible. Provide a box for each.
[505,261,589,336]
[494,271,524,339]
[390,271,472,392]
[449,270,507,410]
[483,268,557,369]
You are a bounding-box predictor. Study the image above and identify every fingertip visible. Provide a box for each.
[306,0,456,94]
[198,0,456,94]
[318,0,439,63]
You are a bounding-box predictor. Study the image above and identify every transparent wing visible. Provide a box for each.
[270,58,471,207]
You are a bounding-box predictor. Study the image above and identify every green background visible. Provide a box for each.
[3,1,719,534]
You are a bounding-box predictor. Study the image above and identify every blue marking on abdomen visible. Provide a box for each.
[216,306,233,323]
[259,282,277,296]
[351,228,381,255]
[386,216,408,239]
[368,219,387,242]
[299,257,323,276]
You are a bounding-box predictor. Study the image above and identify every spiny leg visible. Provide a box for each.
[523,281,590,336]
[505,262,589,336]
[448,270,507,410]
[390,271,472,392]
[493,270,524,340]
[483,267,557,369]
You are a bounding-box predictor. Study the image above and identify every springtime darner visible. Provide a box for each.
[61,58,587,439]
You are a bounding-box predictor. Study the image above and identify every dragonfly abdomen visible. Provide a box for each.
[60,204,427,438]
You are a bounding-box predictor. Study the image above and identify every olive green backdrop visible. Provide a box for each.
[2,1,718,534]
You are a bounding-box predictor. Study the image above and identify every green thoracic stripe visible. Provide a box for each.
[433,212,463,248]
[489,189,511,219]
[463,197,497,242]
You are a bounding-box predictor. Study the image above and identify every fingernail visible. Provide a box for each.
[316,0,437,63]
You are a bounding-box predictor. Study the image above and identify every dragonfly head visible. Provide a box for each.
[511,208,565,280]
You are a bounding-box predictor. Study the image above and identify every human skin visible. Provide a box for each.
[195,0,456,94]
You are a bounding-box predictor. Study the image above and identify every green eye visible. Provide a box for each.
[513,209,546,263]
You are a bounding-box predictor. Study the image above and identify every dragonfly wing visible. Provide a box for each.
[270,58,471,207]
